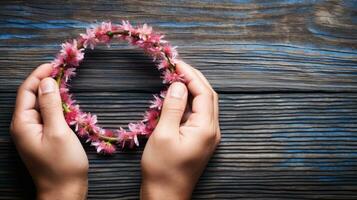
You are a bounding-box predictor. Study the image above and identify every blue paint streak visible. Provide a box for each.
[156,20,274,28]
[3,5,32,16]
[231,43,357,57]
[0,34,37,39]
[0,19,90,29]
[308,26,357,40]
[273,131,357,138]
[229,0,322,5]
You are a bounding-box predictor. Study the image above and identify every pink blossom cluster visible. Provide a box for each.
[50,21,183,154]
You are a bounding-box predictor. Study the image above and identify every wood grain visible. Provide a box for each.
[1,46,357,93]
[0,0,356,92]
[0,0,357,199]
[1,92,357,199]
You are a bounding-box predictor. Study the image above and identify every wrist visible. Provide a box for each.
[140,176,194,200]
[37,177,88,200]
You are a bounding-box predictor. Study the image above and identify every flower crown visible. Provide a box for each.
[51,21,183,154]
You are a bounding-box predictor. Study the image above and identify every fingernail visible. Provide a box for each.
[170,82,186,99]
[41,79,55,94]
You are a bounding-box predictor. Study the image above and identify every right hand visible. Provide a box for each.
[140,61,221,200]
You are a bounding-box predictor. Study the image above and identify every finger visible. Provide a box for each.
[14,63,54,116]
[155,82,188,134]
[11,63,53,145]
[175,61,214,125]
[181,95,192,123]
[192,68,213,91]
[193,68,221,142]
[38,77,67,132]
[193,68,219,121]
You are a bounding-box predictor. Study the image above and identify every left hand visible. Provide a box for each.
[10,63,88,200]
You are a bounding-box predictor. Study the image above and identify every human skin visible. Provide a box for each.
[10,63,88,200]
[10,61,220,200]
[140,61,221,200]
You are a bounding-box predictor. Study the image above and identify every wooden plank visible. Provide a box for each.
[0,0,356,92]
[0,46,356,93]
[1,92,357,199]
[1,0,357,199]
[0,0,356,47]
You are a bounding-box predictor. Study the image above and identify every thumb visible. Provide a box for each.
[38,77,66,130]
[156,82,188,131]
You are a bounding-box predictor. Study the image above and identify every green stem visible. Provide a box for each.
[107,31,176,71]
[62,103,70,113]
[108,30,128,37]
[97,134,119,143]
[165,53,176,72]
[56,67,63,86]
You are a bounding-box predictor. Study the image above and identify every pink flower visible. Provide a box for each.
[80,28,97,49]
[65,105,81,125]
[114,20,133,40]
[87,132,100,143]
[83,113,100,133]
[143,109,160,129]
[149,95,163,110]
[119,20,133,33]
[117,128,139,148]
[128,122,147,135]
[94,22,113,44]
[162,45,178,59]
[145,46,163,61]
[50,65,61,77]
[63,67,76,82]
[60,87,76,107]
[92,141,116,154]
[77,126,89,138]
[160,90,167,98]
[150,33,166,44]
[52,54,65,67]
[60,39,84,66]
[157,59,170,70]
[73,112,87,132]
[119,20,133,32]
[162,70,184,84]
[138,24,152,40]
[133,31,166,61]
[59,85,72,104]
[103,129,116,137]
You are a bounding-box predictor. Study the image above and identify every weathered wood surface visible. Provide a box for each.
[0,0,357,199]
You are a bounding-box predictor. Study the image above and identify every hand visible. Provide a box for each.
[140,61,220,200]
[10,63,88,200]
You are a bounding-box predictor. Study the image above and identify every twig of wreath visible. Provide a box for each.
[51,21,183,154]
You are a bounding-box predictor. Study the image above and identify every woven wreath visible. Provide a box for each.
[50,21,183,154]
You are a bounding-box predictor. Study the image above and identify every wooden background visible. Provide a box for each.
[0,0,357,199]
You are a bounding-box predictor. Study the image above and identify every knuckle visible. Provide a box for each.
[164,106,185,116]
[216,136,221,146]
[9,119,23,138]
[45,125,70,139]
[167,107,185,114]
[207,89,214,99]
[215,130,221,145]
[47,129,67,141]
[16,84,25,95]
[9,115,21,134]
[199,126,216,142]
[213,91,219,100]
[39,99,57,110]
[200,126,212,135]
[9,120,16,135]
[153,132,173,144]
